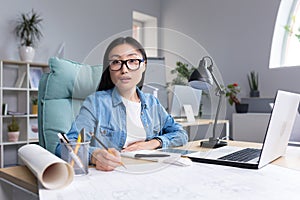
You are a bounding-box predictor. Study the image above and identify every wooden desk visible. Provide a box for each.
[1,140,300,196]
[0,166,37,193]
[176,118,230,139]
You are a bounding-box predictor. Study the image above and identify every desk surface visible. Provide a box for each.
[176,118,230,140]
[0,165,37,194]
[1,140,300,195]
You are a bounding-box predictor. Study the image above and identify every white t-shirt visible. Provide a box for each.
[122,97,146,147]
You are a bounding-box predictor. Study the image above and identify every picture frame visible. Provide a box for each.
[29,118,39,140]
[29,67,43,89]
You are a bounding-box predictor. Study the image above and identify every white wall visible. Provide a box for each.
[1,0,299,139]
[3,0,299,103]
[161,0,300,99]
[160,0,300,139]
[0,0,161,63]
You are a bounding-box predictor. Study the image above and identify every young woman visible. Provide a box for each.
[57,37,188,171]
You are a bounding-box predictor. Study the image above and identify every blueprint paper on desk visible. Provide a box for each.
[39,163,300,200]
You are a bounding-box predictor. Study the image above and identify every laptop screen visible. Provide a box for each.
[258,90,300,168]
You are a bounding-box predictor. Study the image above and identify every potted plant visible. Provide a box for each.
[170,61,204,116]
[225,83,248,113]
[31,95,38,115]
[14,9,43,62]
[247,71,260,97]
[7,115,20,142]
[170,61,197,85]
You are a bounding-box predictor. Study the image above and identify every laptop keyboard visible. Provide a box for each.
[218,148,261,162]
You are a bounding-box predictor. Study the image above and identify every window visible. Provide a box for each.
[270,0,300,68]
[133,20,144,44]
[283,1,300,66]
[132,11,158,57]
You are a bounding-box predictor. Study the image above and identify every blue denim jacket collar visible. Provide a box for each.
[112,86,147,109]
[111,87,123,107]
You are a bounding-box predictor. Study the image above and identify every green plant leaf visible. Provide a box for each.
[171,61,196,86]
[14,9,43,47]
[7,116,20,132]
[248,71,258,91]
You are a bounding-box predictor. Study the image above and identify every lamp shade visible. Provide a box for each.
[188,58,213,91]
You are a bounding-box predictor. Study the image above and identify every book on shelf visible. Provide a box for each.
[14,71,26,88]
[7,111,27,115]
[2,103,8,115]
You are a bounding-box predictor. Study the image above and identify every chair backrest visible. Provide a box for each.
[38,57,103,154]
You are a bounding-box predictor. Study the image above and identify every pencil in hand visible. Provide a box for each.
[89,132,127,169]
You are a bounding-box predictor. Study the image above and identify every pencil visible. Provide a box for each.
[61,133,70,143]
[70,133,82,167]
[89,132,126,169]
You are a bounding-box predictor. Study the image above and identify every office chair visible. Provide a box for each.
[38,57,103,154]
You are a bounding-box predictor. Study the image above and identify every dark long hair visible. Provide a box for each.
[97,37,147,91]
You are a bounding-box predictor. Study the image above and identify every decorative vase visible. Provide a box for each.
[32,104,38,115]
[8,131,20,142]
[235,103,249,113]
[19,46,35,62]
[250,90,260,97]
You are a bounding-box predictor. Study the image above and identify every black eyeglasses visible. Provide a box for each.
[108,59,144,71]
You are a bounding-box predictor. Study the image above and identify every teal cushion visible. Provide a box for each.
[38,57,103,154]
[44,57,103,100]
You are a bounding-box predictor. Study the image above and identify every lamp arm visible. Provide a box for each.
[212,89,225,139]
[207,65,225,140]
[207,65,225,94]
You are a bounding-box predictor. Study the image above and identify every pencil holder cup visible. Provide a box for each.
[61,141,90,176]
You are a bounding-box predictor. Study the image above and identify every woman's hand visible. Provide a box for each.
[122,139,161,152]
[91,148,122,171]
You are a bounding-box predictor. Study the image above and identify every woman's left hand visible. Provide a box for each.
[122,139,161,152]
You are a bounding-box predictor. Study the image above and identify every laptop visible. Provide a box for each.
[185,90,300,169]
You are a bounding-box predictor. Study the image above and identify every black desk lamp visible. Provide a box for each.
[189,56,227,148]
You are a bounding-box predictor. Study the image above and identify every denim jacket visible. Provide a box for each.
[55,87,188,159]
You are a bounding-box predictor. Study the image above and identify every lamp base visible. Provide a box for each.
[200,137,227,148]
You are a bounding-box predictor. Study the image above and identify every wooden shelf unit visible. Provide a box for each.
[0,60,48,168]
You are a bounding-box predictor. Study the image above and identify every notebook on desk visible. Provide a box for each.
[186,90,300,169]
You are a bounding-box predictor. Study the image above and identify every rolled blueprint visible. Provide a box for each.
[18,144,74,189]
